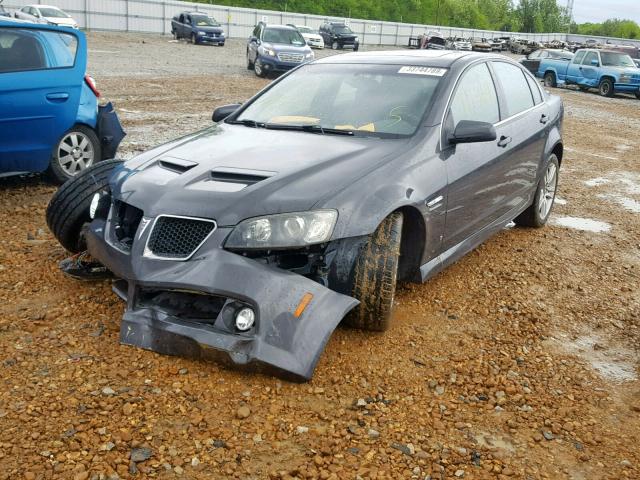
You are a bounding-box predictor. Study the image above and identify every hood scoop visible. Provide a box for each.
[157,157,198,174]
[186,167,276,193]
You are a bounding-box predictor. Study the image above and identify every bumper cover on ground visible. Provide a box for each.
[86,220,358,381]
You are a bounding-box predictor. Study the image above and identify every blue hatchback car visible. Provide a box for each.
[0,19,124,183]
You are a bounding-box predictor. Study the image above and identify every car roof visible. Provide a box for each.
[263,24,296,30]
[314,50,505,68]
[28,4,62,8]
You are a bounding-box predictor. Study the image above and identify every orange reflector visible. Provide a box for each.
[294,293,314,318]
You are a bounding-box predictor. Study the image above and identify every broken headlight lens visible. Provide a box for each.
[225,210,337,249]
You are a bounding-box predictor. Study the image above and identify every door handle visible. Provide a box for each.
[497,135,512,148]
[46,92,69,102]
[540,114,548,124]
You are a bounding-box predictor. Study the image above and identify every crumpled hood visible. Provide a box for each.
[111,124,399,226]
[46,17,76,26]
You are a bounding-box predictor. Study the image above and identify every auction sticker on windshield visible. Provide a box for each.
[398,66,448,76]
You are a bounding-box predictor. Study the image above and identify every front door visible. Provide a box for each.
[0,25,86,174]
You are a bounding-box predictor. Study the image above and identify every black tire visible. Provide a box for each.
[344,212,403,331]
[598,78,614,97]
[247,52,254,70]
[190,33,197,45]
[636,92,640,100]
[514,154,559,228]
[543,72,557,88]
[46,159,123,253]
[331,41,338,50]
[254,59,266,78]
[353,44,359,52]
[48,125,102,185]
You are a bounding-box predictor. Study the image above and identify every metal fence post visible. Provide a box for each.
[162,0,166,35]
[125,0,129,32]
[395,22,399,46]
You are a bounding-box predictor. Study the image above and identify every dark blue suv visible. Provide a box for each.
[247,23,314,77]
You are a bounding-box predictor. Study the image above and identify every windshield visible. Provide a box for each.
[297,26,313,34]
[39,7,69,18]
[192,15,219,27]
[333,25,353,34]
[263,27,306,46]
[235,63,444,137]
[600,52,635,67]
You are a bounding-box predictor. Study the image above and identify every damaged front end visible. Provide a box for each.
[84,201,359,381]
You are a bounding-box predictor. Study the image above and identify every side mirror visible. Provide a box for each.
[250,36,258,43]
[448,120,497,144]
[590,59,599,66]
[212,103,242,122]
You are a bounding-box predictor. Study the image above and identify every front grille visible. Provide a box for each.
[146,215,216,259]
[277,53,304,63]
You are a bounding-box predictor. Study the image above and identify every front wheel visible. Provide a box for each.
[46,159,124,253]
[635,91,640,100]
[598,78,614,97]
[190,33,197,45]
[514,154,559,228]
[331,41,338,50]
[344,212,403,331]
[48,125,101,184]
[254,59,266,78]
[543,72,557,88]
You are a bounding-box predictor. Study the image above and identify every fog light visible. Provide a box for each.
[235,307,255,331]
[89,193,100,219]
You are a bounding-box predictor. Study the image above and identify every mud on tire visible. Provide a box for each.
[46,159,123,253]
[344,212,403,331]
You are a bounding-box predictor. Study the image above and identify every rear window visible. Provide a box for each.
[0,28,77,73]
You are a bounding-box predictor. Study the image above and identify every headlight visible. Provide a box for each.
[620,74,631,83]
[354,36,359,42]
[197,31,206,36]
[225,210,338,249]
[305,52,314,59]
[259,46,276,57]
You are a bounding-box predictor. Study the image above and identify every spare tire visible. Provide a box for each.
[46,159,123,253]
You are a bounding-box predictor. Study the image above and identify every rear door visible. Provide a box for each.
[566,50,586,83]
[0,25,86,174]
[490,61,547,210]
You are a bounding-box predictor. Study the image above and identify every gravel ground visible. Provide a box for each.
[1,32,639,480]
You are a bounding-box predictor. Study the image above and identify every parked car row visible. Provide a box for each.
[411,33,511,53]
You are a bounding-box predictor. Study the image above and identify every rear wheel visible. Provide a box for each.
[635,91,640,100]
[514,154,559,228]
[46,159,124,253]
[48,125,101,185]
[543,72,557,88]
[344,212,403,331]
[598,78,614,97]
[331,41,338,50]
[246,52,254,70]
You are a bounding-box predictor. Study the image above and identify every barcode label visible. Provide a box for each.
[398,66,448,76]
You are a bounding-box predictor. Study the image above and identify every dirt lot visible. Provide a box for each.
[0,32,639,480]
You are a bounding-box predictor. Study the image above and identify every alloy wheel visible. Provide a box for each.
[57,131,95,177]
[537,162,557,219]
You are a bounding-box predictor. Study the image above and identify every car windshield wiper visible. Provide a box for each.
[264,123,354,136]
[227,119,266,128]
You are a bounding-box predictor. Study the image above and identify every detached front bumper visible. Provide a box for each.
[85,218,358,381]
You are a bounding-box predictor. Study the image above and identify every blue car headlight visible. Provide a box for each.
[197,31,206,36]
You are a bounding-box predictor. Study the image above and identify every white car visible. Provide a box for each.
[294,25,324,49]
[14,5,78,28]
[447,37,472,51]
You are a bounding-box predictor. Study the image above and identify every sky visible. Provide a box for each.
[568,0,640,24]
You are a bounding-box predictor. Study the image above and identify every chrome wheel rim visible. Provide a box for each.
[58,131,94,176]
[538,162,557,219]
[601,82,610,95]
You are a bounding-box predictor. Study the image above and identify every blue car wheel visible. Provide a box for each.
[49,125,101,184]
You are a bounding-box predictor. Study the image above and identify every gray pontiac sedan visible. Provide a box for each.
[47,50,563,381]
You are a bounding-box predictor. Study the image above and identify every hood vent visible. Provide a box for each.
[158,158,198,174]
[210,168,272,186]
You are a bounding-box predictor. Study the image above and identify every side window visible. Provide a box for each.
[583,51,598,66]
[448,62,500,126]
[492,62,535,117]
[525,74,543,104]
[573,51,586,64]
